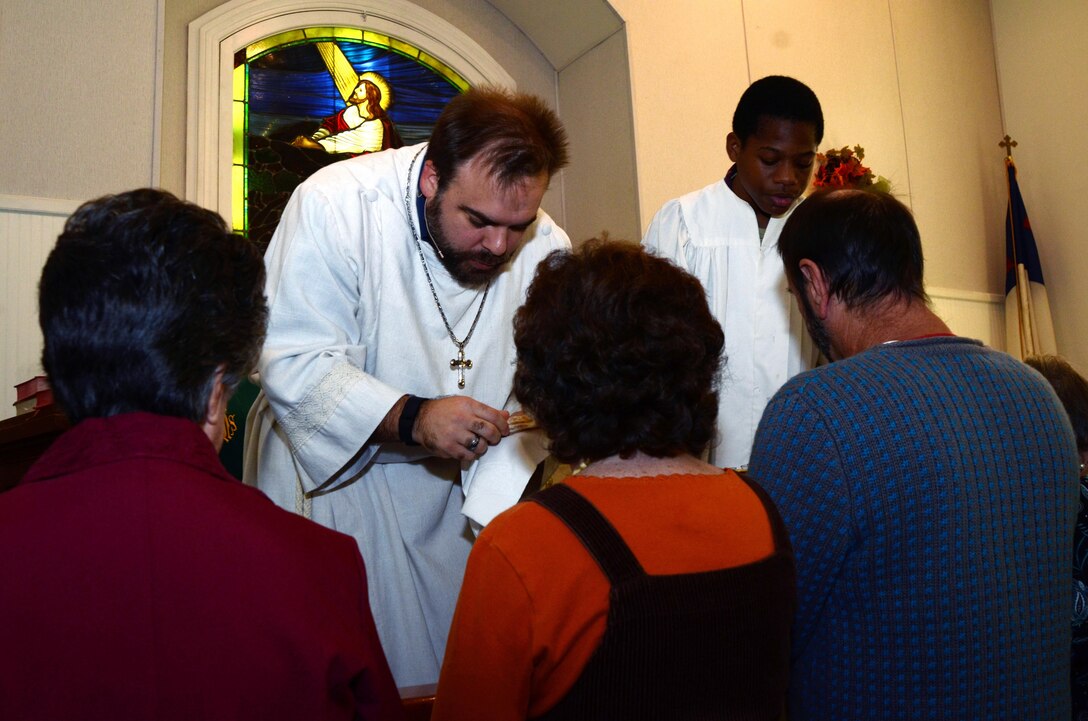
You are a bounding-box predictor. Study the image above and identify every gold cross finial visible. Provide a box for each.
[999,135,1017,157]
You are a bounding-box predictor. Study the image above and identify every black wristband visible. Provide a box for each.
[398,395,427,446]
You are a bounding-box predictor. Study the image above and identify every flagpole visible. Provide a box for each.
[1016,263,1035,356]
[1004,155,1031,357]
[1001,137,1058,359]
[1001,136,1033,358]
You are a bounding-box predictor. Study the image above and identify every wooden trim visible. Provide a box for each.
[0,405,70,493]
[399,683,436,721]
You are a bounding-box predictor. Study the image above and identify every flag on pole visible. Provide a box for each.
[1004,156,1057,360]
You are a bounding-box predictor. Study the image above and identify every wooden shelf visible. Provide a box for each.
[0,405,69,493]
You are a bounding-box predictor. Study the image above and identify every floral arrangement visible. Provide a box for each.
[813,145,891,193]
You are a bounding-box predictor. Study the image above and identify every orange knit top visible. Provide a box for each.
[432,470,778,721]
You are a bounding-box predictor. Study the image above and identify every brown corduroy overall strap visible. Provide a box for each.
[529,479,795,721]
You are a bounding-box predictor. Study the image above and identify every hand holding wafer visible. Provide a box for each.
[507,411,538,434]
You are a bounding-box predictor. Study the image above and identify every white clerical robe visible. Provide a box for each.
[243,142,570,686]
[642,176,817,470]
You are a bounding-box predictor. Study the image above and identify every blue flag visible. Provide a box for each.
[1005,160,1045,292]
[1004,157,1056,359]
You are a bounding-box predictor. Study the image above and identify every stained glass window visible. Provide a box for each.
[233,27,468,250]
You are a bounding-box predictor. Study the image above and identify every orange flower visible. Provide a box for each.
[813,145,882,190]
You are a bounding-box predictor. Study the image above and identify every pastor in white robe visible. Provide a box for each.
[642,170,817,470]
[243,142,570,686]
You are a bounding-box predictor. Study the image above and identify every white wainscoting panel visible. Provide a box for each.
[0,196,78,420]
[928,286,1006,352]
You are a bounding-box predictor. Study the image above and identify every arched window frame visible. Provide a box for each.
[186,0,515,223]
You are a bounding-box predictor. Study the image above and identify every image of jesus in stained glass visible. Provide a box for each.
[292,71,403,155]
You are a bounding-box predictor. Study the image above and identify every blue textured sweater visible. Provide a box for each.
[749,337,1079,720]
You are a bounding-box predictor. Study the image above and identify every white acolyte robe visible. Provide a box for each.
[243,142,570,686]
[642,175,817,470]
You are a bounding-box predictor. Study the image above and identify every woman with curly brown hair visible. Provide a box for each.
[433,239,795,721]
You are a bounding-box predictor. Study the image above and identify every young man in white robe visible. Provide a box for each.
[642,75,823,470]
[244,87,570,687]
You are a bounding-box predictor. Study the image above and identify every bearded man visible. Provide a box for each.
[245,87,570,687]
[749,189,1078,720]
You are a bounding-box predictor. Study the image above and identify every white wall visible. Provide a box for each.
[0,0,159,201]
[558,27,641,245]
[991,0,1088,374]
[0,0,563,420]
[614,0,1008,336]
[3,0,1083,419]
[0,0,160,419]
[0,199,77,416]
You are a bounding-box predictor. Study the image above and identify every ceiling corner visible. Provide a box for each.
[486,0,623,70]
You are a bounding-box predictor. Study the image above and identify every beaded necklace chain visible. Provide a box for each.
[403,148,490,388]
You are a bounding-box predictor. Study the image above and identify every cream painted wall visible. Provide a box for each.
[991,0,1088,374]
[890,1,1006,295]
[558,28,641,245]
[3,0,1083,416]
[612,0,1006,298]
[0,0,582,418]
[0,0,159,419]
[0,0,159,201]
[619,0,749,209]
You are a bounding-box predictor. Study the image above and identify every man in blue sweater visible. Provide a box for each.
[749,188,1080,720]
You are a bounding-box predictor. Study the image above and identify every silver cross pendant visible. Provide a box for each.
[450,347,473,389]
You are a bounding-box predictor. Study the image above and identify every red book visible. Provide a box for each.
[14,376,49,403]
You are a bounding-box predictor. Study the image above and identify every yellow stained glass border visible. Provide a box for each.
[231,63,247,232]
[242,28,469,93]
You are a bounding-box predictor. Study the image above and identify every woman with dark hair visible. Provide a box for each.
[433,239,795,720]
[1024,354,1088,720]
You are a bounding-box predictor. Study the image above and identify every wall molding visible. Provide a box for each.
[927,285,1006,350]
[927,285,1004,305]
[0,195,81,217]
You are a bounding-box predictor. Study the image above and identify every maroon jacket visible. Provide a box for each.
[0,412,404,721]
